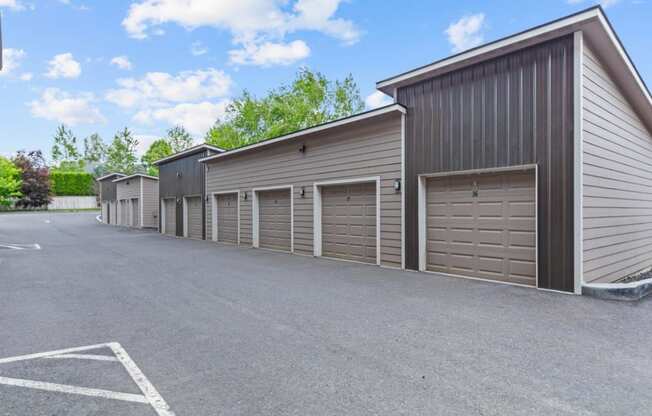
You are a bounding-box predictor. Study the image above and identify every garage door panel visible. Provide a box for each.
[426,171,536,286]
[258,189,291,252]
[186,196,203,240]
[321,182,376,264]
[164,198,176,235]
[216,193,238,244]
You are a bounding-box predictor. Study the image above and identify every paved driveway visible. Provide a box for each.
[1,212,651,415]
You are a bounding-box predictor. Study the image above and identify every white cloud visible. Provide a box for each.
[445,14,486,53]
[133,134,160,156]
[365,91,392,110]
[105,68,232,108]
[0,48,25,77]
[229,40,310,66]
[0,0,25,10]
[19,72,33,81]
[45,53,82,79]
[110,56,133,70]
[29,88,105,125]
[134,101,229,136]
[190,41,208,56]
[122,0,359,66]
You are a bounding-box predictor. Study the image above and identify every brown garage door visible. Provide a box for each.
[216,193,238,244]
[131,198,140,227]
[164,198,176,235]
[120,200,128,226]
[185,196,203,240]
[321,182,377,264]
[426,171,536,286]
[258,189,291,252]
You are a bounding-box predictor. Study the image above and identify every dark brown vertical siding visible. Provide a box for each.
[99,180,118,202]
[158,150,208,239]
[398,35,575,292]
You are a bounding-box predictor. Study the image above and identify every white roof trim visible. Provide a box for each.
[96,173,125,182]
[377,7,601,91]
[199,104,406,164]
[153,144,225,166]
[112,173,159,183]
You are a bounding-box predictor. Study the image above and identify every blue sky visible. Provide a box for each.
[0,0,650,159]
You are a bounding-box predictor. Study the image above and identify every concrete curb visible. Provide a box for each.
[582,278,652,301]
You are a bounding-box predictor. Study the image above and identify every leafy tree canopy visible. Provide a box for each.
[83,133,106,165]
[12,150,51,208]
[51,125,83,170]
[105,127,141,175]
[166,126,193,153]
[204,68,364,150]
[0,156,22,207]
[141,139,173,177]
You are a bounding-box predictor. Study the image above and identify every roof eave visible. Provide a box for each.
[152,144,225,166]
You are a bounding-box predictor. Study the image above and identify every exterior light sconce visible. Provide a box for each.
[242,192,248,201]
[176,171,182,178]
[394,179,401,193]
[300,187,306,198]
[299,144,306,154]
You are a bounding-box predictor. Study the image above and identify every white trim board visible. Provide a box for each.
[417,165,539,290]
[252,185,294,253]
[153,144,225,166]
[312,176,382,266]
[211,190,241,244]
[573,30,585,295]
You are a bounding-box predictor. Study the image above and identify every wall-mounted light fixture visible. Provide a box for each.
[299,144,306,154]
[176,172,182,178]
[393,179,401,192]
[242,192,248,201]
[300,187,305,198]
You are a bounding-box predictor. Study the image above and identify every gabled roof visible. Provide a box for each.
[112,173,159,183]
[153,143,225,166]
[377,6,652,131]
[96,172,126,182]
[199,104,406,164]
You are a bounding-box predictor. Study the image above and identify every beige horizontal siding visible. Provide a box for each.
[142,178,159,229]
[205,114,403,268]
[582,43,652,283]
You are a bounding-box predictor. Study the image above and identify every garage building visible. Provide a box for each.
[376,6,652,293]
[97,173,125,225]
[113,174,159,229]
[154,144,224,239]
[200,105,405,268]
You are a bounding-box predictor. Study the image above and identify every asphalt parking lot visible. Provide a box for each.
[1,212,651,415]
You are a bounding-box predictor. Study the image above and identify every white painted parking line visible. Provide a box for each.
[0,376,149,404]
[0,243,41,250]
[0,342,175,415]
[46,353,119,362]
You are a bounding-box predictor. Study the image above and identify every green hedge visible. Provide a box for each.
[50,171,95,196]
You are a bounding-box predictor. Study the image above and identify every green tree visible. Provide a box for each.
[52,125,83,170]
[166,126,193,153]
[0,156,22,207]
[141,139,173,176]
[204,68,364,150]
[83,133,106,165]
[105,128,140,175]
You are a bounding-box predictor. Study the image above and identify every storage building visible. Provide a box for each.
[113,174,160,229]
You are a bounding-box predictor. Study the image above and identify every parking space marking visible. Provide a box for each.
[0,376,150,404]
[46,353,119,362]
[0,342,175,416]
[0,243,41,250]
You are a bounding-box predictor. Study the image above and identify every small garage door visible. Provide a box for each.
[321,182,377,264]
[131,198,140,228]
[110,201,117,225]
[164,198,176,235]
[216,193,238,244]
[426,171,536,286]
[185,196,203,240]
[258,189,291,252]
[102,202,109,224]
[120,200,128,226]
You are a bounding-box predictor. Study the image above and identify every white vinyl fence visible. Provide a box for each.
[48,196,98,210]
